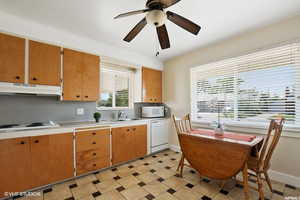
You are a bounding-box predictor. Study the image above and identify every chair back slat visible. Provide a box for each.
[259,118,284,170]
[172,114,192,135]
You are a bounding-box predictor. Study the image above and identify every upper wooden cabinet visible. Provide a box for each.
[0,33,25,83]
[142,67,162,103]
[29,41,61,86]
[63,49,100,101]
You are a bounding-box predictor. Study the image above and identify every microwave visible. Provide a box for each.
[142,106,165,118]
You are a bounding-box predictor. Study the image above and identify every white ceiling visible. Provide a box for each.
[0,0,299,61]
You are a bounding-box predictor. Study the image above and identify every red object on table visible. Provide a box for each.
[189,129,256,142]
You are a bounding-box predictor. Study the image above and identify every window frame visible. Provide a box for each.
[97,67,135,110]
[190,42,300,129]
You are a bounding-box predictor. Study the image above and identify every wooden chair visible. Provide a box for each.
[172,114,192,176]
[246,118,285,199]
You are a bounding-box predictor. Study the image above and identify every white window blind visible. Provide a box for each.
[191,42,300,125]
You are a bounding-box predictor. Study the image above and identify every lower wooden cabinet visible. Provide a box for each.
[112,125,147,165]
[30,133,74,188]
[0,137,32,197]
[75,129,110,175]
[0,133,74,197]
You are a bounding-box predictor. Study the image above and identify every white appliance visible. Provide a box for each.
[0,82,61,96]
[142,106,164,118]
[150,119,169,153]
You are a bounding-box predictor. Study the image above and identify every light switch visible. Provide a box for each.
[76,108,84,115]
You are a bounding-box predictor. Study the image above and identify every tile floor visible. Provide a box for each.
[14,149,300,200]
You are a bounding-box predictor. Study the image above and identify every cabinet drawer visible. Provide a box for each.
[76,129,110,152]
[76,148,109,162]
[76,157,110,175]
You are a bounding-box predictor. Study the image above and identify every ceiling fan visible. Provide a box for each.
[114,0,201,50]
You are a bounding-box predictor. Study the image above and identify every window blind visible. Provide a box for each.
[191,42,300,125]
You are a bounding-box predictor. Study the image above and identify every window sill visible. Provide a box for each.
[191,120,300,138]
[96,107,132,111]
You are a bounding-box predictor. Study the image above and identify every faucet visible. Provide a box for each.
[118,111,127,121]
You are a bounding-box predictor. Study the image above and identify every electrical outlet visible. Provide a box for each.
[76,108,84,115]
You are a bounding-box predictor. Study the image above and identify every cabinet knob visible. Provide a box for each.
[92,132,96,135]
[93,164,97,167]
[93,153,97,156]
[85,96,89,98]
[34,140,39,143]
[32,77,37,81]
[20,141,26,145]
[15,76,20,80]
[76,95,80,98]
[127,129,130,132]
[92,141,96,144]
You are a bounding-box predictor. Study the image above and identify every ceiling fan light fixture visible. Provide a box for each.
[146,10,166,27]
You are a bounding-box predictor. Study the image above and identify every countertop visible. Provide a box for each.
[0,119,158,140]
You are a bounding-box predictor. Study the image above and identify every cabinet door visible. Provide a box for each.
[30,133,74,187]
[29,41,61,86]
[133,125,147,158]
[0,137,32,197]
[82,53,100,101]
[112,127,135,165]
[0,33,25,83]
[142,67,162,103]
[63,49,83,101]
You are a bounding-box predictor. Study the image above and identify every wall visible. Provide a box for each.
[163,15,300,186]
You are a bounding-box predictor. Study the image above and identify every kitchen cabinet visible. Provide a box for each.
[0,33,25,83]
[31,133,74,188]
[112,125,147,165]
[76,129,110,175]
[142,67,162,103]
[29,40,61,86]
[63,49,100,101]
[0,133,73,197]
[0,137,32,197]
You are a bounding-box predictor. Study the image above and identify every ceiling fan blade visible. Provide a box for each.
[160,0,181,8]
[156,25,170,49]
[124,18,147,42]
[114,9,151,19]
[166,11,201,35]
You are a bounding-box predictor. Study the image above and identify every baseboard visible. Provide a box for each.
[168,144,300,188]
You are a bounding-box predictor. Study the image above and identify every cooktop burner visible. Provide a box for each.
[26,122,44,127]
[0,124,19,129]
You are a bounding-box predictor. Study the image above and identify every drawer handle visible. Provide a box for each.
[15,76,20,80]
[92,142,96,144]
[76,95,80,98]
[93,153,97,156]
[85,96,89,98]
[92,132,96,135]
[34,140,39,143]
[127,129,130,132]
[20,141,26,145]
[32,77,37,81]
[93,164,97,167]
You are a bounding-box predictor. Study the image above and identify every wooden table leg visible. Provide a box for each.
[242,163,250,200]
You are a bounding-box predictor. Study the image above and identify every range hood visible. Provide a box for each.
[0,82,61,96]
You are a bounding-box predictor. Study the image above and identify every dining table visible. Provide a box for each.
[178,129,264,200]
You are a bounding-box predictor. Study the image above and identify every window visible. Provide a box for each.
[191,42,300,125]
[97,68,134,109]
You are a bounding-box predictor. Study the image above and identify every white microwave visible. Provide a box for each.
[142,106,165,118]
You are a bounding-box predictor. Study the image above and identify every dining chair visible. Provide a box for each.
[172,114,192,177]
[247,118,285,198]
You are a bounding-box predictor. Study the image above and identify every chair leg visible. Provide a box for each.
[257,173,264,200]
[177,155,184,171]
[179,159,184,177]
[263,171,273,192]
